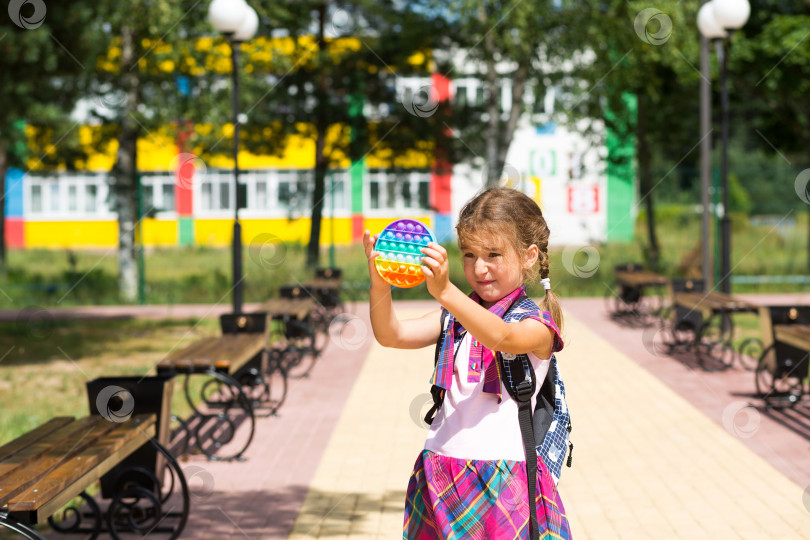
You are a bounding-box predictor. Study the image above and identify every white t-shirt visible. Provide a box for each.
[424,332,551,461]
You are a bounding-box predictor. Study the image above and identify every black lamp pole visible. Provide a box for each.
[229,34,244,314]
[718,35,731,294]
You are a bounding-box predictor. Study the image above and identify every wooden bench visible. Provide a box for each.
[608,263,668,322]
[271,289,332,378]
[156,313,269,461]
[671,290,761,370]
[755,306,810,406]
[0,413,188,539]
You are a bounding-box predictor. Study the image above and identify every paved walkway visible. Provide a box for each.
[35,297,810,538]
[282,301,810,539]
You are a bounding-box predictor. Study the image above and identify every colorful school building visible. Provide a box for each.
[4,75,637,251]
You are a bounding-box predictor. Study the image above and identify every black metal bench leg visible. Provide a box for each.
[106,439,189,540]
[45,491,102,539]
[1,513,50,540]
[182,371,256,462]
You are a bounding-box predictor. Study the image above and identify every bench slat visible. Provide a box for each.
[0,417,117,508]
[261,298,316,321]
[7,414,156,517]
[774,324,810,351]
[0,417,74,463]
[158,333,265,374]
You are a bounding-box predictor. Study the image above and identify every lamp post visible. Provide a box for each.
[697,0,750,294]
[208,0,259,314]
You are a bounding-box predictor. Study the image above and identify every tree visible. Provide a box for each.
[74,0,212,301]
[552,0,701,268]
[190,0,447,268]
[429,0,584,187]
[731,4,810,269]
[0,3,92,275]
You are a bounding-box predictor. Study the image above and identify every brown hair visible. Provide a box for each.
[456,187,564,333]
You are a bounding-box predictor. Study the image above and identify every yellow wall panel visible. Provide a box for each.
[242,218,312,245]
[194,219,238,247]
[25,221,118,248]
[141,219,178,246]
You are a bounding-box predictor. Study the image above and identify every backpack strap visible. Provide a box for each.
[500,352,540,540]
[425,308,450,425]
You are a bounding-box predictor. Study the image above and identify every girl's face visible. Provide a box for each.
[461,236,537,308]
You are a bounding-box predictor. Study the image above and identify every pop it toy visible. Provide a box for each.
[374,219,435,288]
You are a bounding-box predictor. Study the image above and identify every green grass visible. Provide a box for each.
[0,317,220,446]
[1,210,807,308]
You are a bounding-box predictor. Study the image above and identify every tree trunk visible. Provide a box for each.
[478,1,500,188]
[306,3,327,269]
[0,140,7,277]
[112,24,140,302]
[495,61,529,184]
[636,91,659,270]
[484,39,499,187]
[307,126,327,269]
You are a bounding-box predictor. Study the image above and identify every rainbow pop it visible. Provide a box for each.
[374,219,435,288]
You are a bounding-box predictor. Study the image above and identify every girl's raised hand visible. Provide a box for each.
[363,230,389,291]
[420,242,451,301]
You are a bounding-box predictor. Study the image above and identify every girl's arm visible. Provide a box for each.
[364,230,442,349]
[419,243,554,358]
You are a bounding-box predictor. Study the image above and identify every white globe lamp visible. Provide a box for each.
[208,0,248,34]
[697,2,727,39]
[233,6,259,41]
[713,0,751,30]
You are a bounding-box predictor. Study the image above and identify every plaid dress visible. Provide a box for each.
[404,449,572,539]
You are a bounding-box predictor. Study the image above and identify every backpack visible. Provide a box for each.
[424,299,573,539]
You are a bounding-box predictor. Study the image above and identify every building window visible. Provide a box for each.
[369,180,380,209]
[85,184,97,213]
[418,181,430,210]
[400,179,412,208]
[455,84,467,108]
[201,182,213,210]
[30,185,42,213]
[325,176,345,210]
[68,185,78,212]
[49,183,60,213]
[143,184,155,213]
[256,181,267,209]
[162,183,175,212]
[218,181,230,210]
[475,86,485,106]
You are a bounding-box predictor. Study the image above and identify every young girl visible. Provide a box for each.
[363,188,572,540]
